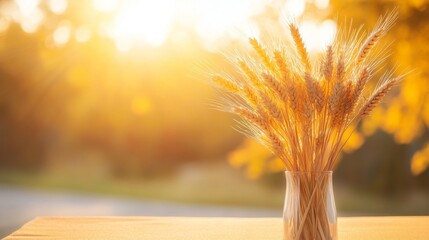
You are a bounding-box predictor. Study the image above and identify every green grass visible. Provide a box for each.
[0,164,284,209]
[0,163,428,215]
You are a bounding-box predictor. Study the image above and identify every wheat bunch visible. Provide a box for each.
[207,9,407,240]
[210,9,403,173]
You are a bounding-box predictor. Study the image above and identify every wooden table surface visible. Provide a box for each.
[5,216,429,239]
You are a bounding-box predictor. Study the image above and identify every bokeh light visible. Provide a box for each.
[111,0,176,51]
[53,21,71,46]
[48,0,67,15]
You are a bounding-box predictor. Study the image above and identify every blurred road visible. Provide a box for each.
[0,186,279,238]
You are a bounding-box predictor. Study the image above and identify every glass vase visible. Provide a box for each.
[283,171,337,240]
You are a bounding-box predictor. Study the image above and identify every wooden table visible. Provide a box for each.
[5,216,429,239]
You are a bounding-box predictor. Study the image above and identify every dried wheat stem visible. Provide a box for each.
[328,82,343,125]
[305,73,316,103]
[249,38,276,73]
[357,28,383,64]
[353,67,370,99]
[287,81,299,114]
[336,53,345,82]
[341,81,355,117]
[304,73,324,113]
[324,46,334,82]
[314,82,325,113]
[349,67,370,112]
[259,90,283,121]
[267,131,285,155]
[360,78,397,116]
[212,76,240,93]
[234,107,268,131]
[242,85,259,107]
[274,50,289,81]
[262,72,288,100]
[289,24,311,71]
[238,60,261,88]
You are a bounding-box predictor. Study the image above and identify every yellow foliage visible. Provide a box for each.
[267,158,285,172]
[411,143,429,175]
[343,128,365,153]
[394,114,423,144]
[228,139,284,178]
[401,79,422,106]
[362,108,384,136]
[383,100,402,134]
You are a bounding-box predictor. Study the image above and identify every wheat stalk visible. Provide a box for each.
[209,9,403,240]
[289,23,311,71]
[212,75,240,93]
[249,38,276,73]
[356,8,398,64]
[213,11,402,170]
[324,46,334,82]
[262,72,287,100]
[360,77,398,116]
[274,50,289,81]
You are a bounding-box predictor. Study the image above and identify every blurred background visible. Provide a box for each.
[0,0,428,237]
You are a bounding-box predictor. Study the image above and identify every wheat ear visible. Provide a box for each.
[324,46,334,82]
[357,8,398,64]
[274,50,289,81]
[262,72,287,100]
[249,38,276,73]
[234,107,268,131]
[336,53,346,82]
[242,85,259,107]
[259,90,283,121]
[328,82,344,126]
[351,67,370,103]
[289,23,311,71]
[360,78,398,116]
[305,73,324,112]
[212,76,240,93]
[238,60,262,88]
[357,29,383,64]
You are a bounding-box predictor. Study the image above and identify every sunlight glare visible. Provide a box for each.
[53,21,71,46]
[315,0,330,9]
[93,0,118,13]
[284,0,306,17]
[299,19,336,53]
[10,0,335,52]
[20,8,44,33]
[111,0,176,51]
[48,0,67,15]
[97,0,329,52]
[12,0,44,33]
[193,0,265,51]
[15,0,40,15]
